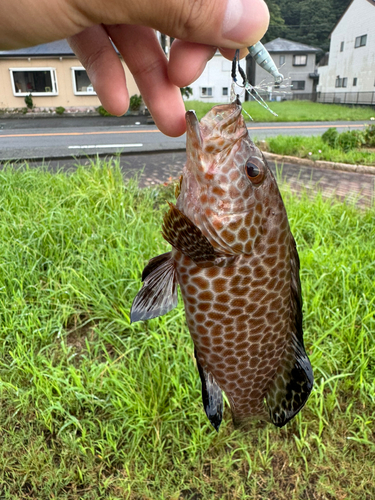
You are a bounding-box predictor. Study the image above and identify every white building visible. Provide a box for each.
[184,51,246,103]
[318,0,375,103]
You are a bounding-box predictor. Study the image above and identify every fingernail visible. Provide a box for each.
[222,0,269,45]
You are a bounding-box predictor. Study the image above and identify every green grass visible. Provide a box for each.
[0,160,374,499]
[185,100,375,122]
[262,135,375,165]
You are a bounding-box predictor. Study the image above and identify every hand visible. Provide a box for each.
[0,0,269,136]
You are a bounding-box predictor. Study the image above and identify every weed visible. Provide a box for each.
[24,93,33,110]
[129,94,143,112]
[96,105,112,117]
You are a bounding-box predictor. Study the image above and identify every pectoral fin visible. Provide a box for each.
[130,252,178,323]
[162,203,235,268]
[195,351,223,432]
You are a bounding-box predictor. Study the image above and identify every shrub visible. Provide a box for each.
[363,124,375,147]
[180,87,193,99]
[338,130,365,152]
[96,105,112,116]
[322,127,339,148]
[24,93,33,110]
[55,106,65,115]
[322,127,365,152]
[129,94,143,112]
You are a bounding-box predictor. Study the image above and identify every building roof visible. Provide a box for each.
[330,0,374,37]
[264,37,322,53]
[0,40,74,57]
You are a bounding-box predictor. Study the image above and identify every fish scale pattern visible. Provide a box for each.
[174,204,292,422]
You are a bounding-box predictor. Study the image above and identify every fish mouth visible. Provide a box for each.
[200,101,243,137]
[186,110,203,151]
[185,101,248,158]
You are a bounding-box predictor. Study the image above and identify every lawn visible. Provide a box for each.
[0,161,374,499]
[185,100,375,123]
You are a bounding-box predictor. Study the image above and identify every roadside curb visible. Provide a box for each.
[262,152,375,176]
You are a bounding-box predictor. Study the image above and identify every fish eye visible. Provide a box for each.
[245,157,265,184]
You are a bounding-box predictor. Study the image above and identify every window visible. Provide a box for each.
[279,55,285,65]
[355,34,367,48]
[222,87,228,96]
[71,67,96,95]
[335,76,348,88]
[291,80,305,90]
[200,87,213,97]
[353,77,357,86]
[293,55,307,66]
[10,68,58,96]
[340,41,344,52]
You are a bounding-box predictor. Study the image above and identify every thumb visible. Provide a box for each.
[80,0,269,49]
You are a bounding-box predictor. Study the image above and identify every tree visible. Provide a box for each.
[263,0,353,51]
[298,0,336,51]
[261,0,285,43]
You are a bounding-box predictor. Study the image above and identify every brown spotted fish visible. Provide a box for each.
[131,100,313,431]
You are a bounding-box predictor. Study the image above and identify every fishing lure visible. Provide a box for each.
[231,49,278,117]
[248,41,284,84]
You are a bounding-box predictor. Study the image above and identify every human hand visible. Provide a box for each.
[0,0,269,136]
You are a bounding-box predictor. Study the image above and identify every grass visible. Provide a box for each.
[261,135,375,165]
[185,100,375,123]
[0,160,374,499]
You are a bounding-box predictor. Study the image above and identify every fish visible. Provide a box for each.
[131,100,313,431]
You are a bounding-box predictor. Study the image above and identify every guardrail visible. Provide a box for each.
[249,91,375,105]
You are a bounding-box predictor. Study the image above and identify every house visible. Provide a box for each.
[0,40,139,110]
[317,0,375,103]
[182,51,247,103]
[247,38,322,99]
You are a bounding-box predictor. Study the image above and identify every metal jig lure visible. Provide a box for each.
[248,41,284,84]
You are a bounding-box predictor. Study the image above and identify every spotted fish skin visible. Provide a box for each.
[131,101,313,430]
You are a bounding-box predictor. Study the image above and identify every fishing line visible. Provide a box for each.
[231,49,279,118]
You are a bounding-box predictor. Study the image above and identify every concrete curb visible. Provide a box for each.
[263,152,375,176]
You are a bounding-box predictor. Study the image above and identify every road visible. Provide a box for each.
[0,117,371,161]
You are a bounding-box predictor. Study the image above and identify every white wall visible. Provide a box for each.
[318,0,375,93]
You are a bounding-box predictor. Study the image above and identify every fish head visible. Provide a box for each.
[179,101,288,255]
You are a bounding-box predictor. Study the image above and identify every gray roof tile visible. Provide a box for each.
[0,40,74,57]
[263,37,322,53]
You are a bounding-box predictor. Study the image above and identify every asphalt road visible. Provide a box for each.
[0,116,371,161]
